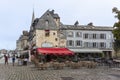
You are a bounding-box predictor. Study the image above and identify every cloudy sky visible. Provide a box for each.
[0,0,120,50]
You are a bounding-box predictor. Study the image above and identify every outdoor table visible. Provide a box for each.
[113,59,120,63]
[113,59,120,67]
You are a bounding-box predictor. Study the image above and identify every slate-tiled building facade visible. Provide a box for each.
[28,10,66,48]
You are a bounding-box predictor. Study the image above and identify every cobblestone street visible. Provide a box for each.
[0,63,120,80]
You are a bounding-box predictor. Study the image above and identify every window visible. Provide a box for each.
[55,45,57,47]
[67,40,74,46]
[84,33,89,39]
[53,32,56,35]
[55,18,57,21]
[108,34,113,39]
[76,32,82,37]
[100,34,106,39]
[45,30,50,37]
[84,42,89,48]
[45,20,49,26]
[76,40,82,46]
[93,42,97,48]
[100,42,106,48]
[89,34,92,39]
[93,34,97,39]
[47,14,49,17]
[68,31,73,37]
[109,42,112,48]
[55,38,58,41]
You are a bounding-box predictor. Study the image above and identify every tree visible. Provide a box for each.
[112,7,120,57]
[113,40,120,57]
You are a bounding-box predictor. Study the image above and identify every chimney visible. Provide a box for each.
[51,10,54,14]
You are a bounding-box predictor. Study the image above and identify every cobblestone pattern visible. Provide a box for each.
[0,64,120,80]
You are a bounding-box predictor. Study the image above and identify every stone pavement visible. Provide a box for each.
[0,63,120,80]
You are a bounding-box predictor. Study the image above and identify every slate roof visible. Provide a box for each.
[49,10,60,19]
[32,10,59,30]
[60,25,113,31]
[30,10,113,31]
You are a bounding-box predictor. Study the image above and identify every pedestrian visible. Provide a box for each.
[23,57,28,66]
[4,54,8,65]
[18,57,22,66]
[12,54,16,66]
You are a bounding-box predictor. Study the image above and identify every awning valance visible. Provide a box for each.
[70,48,103,53]
[36,48,74,55]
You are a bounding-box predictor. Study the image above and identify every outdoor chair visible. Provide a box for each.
[79,61,97,69]
[37,63,49,70]
[113,60,120,67]
[70,62,81,69]
[52,62,65,70]
[65,61,72,67]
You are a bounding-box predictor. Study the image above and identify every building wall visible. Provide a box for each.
[16,35,29,52]
[36,30,59,48]
[66,30,113,49]
[54,18,60,27]
[16,40,22,50]
[59,39,66,47]
[23,39,28,49]
[66,29,114,58]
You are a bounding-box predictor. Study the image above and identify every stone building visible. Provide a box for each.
[28,10,66,48]
[16,30,29,55]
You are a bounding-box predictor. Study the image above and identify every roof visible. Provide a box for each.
[60,25,113,31]
[49,10,60,18]
[34,10,58,30]
[36,48,74,55]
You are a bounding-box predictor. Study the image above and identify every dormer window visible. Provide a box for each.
[55,18,57,21]
[68,31,73,37]
[45,20,49,26]
[47,13,49,17]
[76,32,82,37]
[45,30,50,37]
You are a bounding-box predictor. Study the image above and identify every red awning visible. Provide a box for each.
[36,48,74,55]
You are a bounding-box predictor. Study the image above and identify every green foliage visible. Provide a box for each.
[114,40,120,52]
[112,7,118,13]
[113,40,120,57]
[112,7,120,57]
[112,7,120,40]
[112,28,120,40]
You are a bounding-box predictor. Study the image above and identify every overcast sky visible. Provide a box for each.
[0,0,120,50]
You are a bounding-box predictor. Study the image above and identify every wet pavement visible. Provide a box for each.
[0,63,120,80]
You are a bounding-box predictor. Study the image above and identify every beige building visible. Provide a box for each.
[0,49,7,54]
